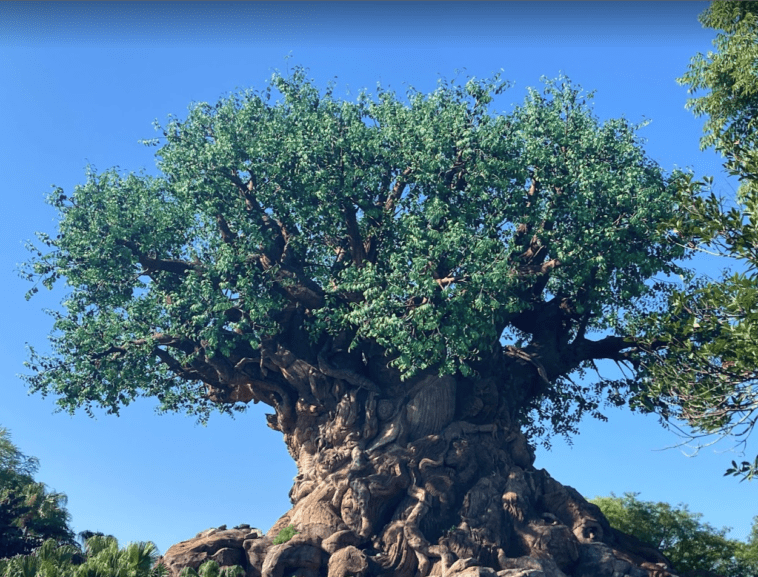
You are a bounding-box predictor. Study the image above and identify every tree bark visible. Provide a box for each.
[221,364,678,577]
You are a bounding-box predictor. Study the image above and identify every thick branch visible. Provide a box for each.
[270,267,326,309]
[565,334,668,374]
[226,169,287,260]
[342,202,366,267]
[569,335,636,365]
[216,214,236,244]
[116,239,198,276]
[228,170,267,219]
[92,332,196,359]
[222,171,324,309]
[153,347,200,381]
[317,343,380,393]
[384,167,413,212]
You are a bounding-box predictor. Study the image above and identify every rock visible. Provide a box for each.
[520,522,579,571]
[157,526,264,577]
[447,566,499,577]
[498,556,567,577]
[157,518,673,577]
[211,547,245,567]
[244,538,270,577]
[261,542,322,577]
[573,542,648,577]
[321,529,364,554]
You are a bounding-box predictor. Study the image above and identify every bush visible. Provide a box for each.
[272,525,298,545]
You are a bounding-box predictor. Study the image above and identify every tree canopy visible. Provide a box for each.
[634,0,758,480]
[23,69,696,444]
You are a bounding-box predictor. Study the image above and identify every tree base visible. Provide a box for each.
[157,377,678,577]
[156,468,677,577]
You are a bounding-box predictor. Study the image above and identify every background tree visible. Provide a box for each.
[0,427,76,559]
[592,493,758,577]
[738,517,758,576]
[0,535,169,577]
[635,1,758,480]
[0,428,39,485]
[23,70,702,577]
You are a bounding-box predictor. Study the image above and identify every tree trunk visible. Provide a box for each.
[236,371,677,577]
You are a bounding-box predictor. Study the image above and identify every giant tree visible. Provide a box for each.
[23,70,697,577]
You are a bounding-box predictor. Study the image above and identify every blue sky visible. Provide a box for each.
[0,1,754,555]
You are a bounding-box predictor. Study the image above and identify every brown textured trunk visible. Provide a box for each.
[235,369,677,577]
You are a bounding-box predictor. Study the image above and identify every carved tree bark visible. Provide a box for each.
[195,334,677,577]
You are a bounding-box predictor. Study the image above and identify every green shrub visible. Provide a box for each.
[179,560,244,577]
[272,525,298,545]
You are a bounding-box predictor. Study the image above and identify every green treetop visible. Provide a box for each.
[22,69,695,441]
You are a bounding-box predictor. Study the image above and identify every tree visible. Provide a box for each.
[22,68,701,577]
[592,493,758,577]
[0,428,39,484]
[634,1,758,481]
[738,517,758,575]
[0,428,76,559]
[0,535,169,577]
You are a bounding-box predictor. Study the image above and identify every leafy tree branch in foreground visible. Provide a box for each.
[636,0,758,481]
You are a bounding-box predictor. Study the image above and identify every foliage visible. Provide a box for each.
[272,525,298,545]
[0,535,169,577]
[0,428,76,559]
[21,65,699,446]
[634,1,758,480]
[740,517,758,574]
[679,1,758,199]
[591,493,758,577]
[178,560,244,577]
[0,428,39,484]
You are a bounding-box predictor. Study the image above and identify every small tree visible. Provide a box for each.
[23,68,704,576]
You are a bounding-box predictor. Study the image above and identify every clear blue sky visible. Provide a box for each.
[0,1,754,556]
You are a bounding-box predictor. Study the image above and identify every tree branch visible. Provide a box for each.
[216,214,236,244]
[565,334,668,374]
[115,240,198,276]
[342,201,366,267]
[384,167,413,212]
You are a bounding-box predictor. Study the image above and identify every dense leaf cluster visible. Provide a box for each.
[23,67,694,440]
